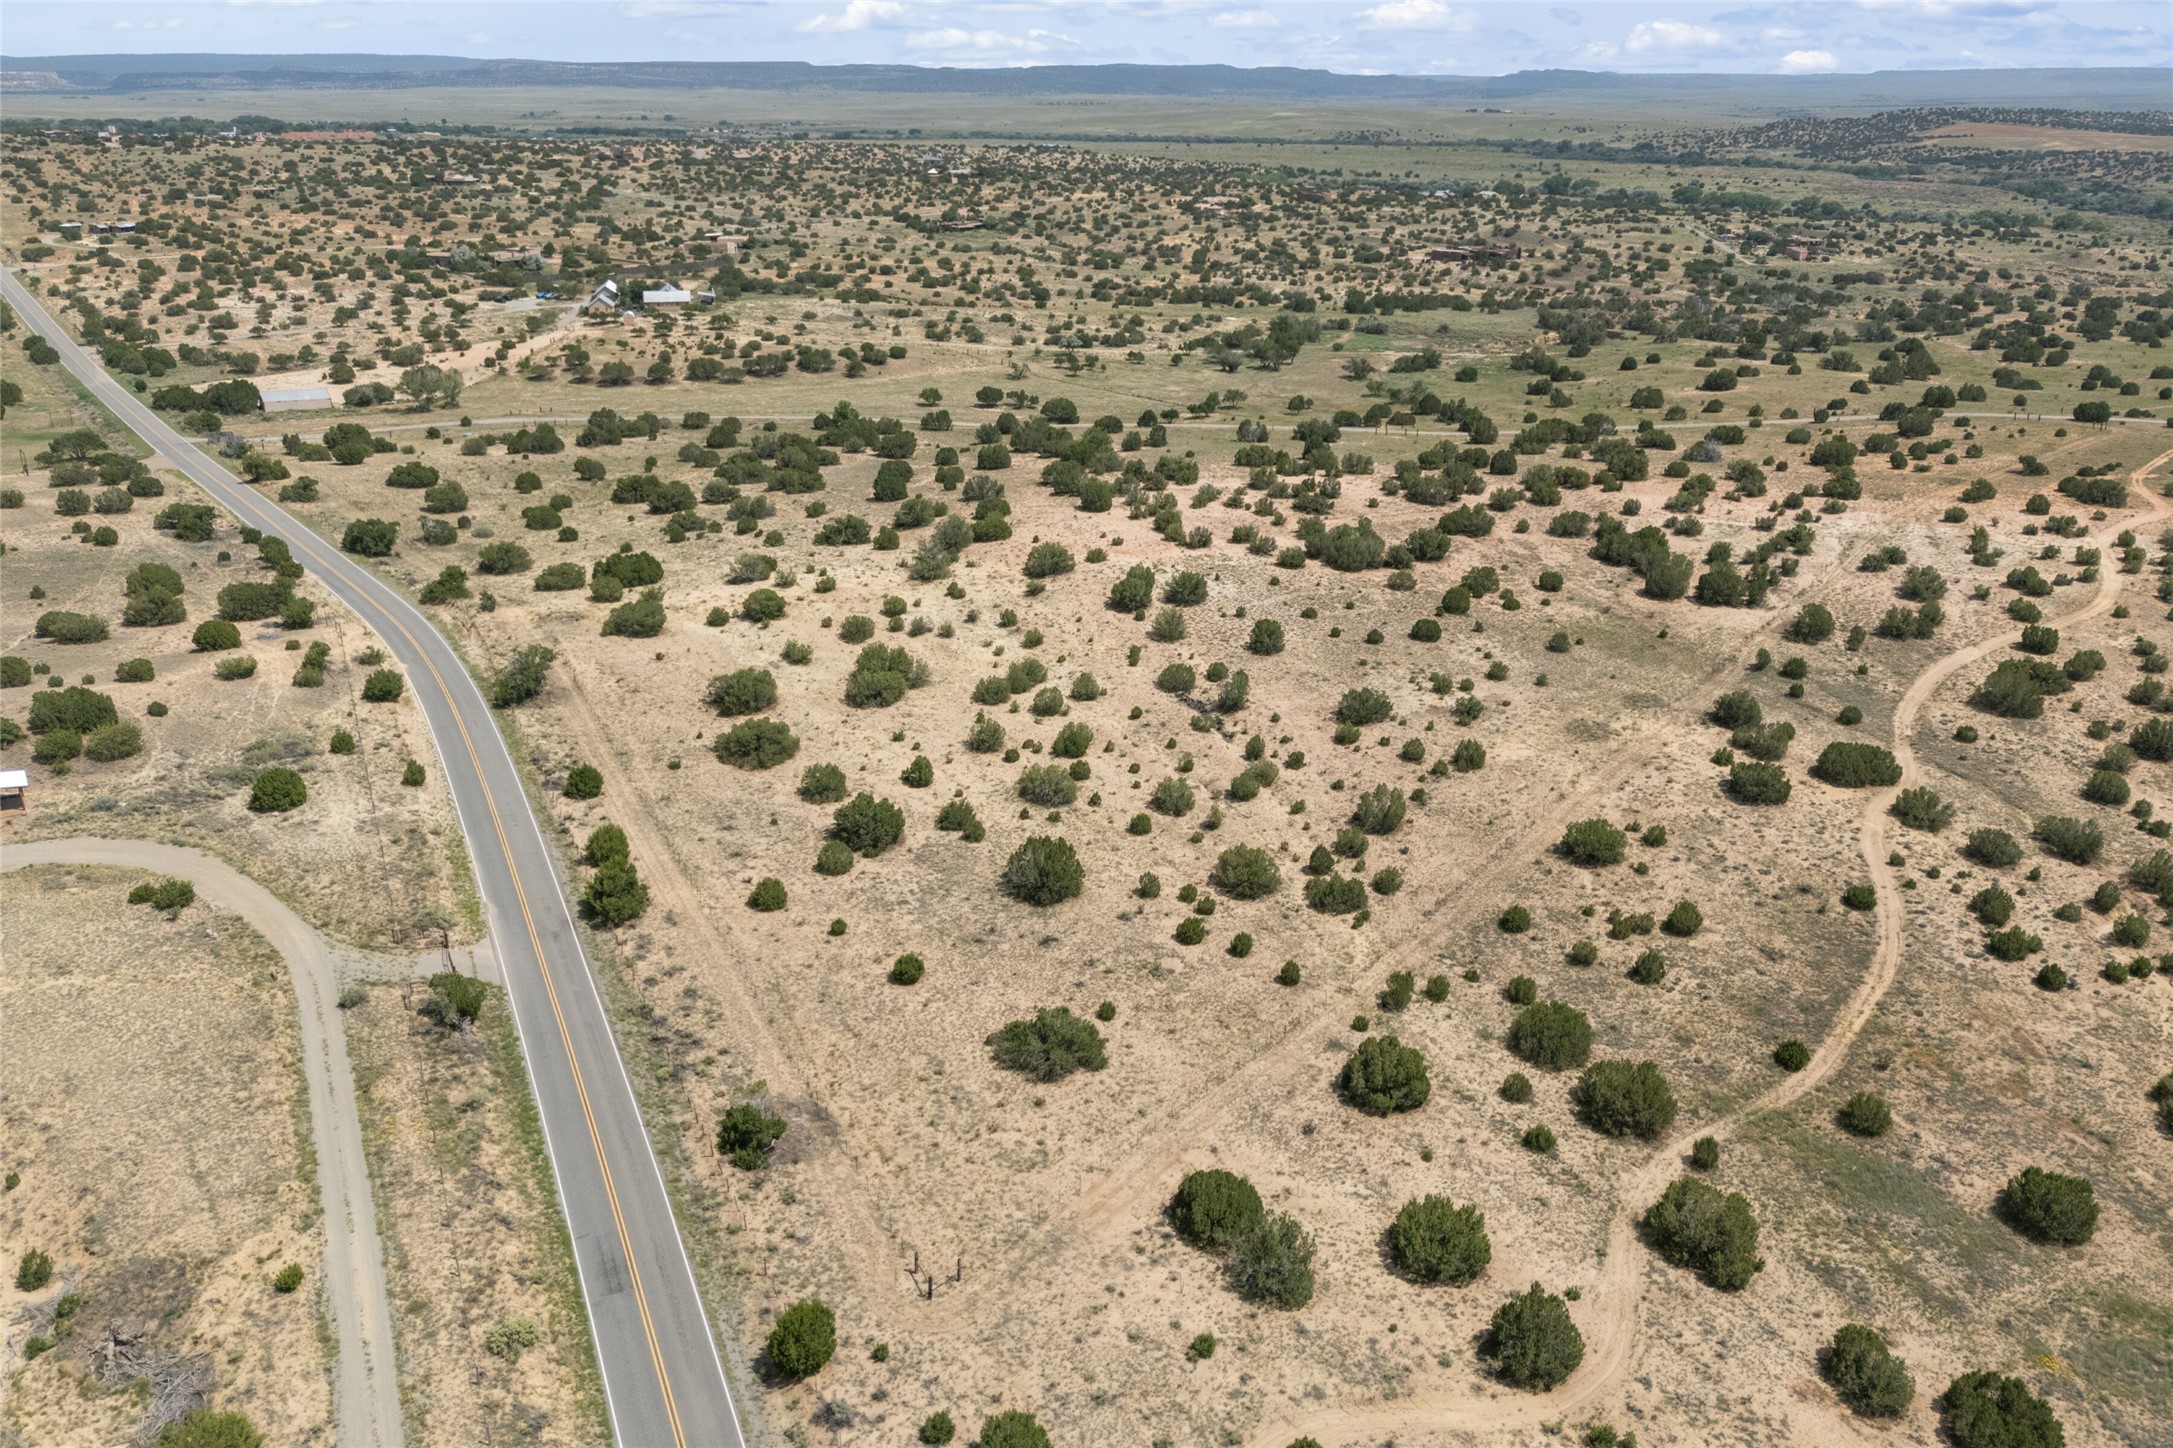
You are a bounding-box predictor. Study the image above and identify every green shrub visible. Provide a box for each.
[429,970,488,1025]
[844,642,918,707]
[1773,1039,1811,1072]
[2034,815,2103,864]
[1662,900,1703,936]
[1890,787,1954,832]
[919,1415,956,1446]
[1823,1324,1914,1418]
[1996,1166,2098,1245]
[1001,835,1084,905]
[977,1412,1053,1448]
[1838,1091,1892,1137]
[155,1412,265,1448]
[713,718,799,770]
[1558,817,1626,866]
[831,792,905,856]
[27,686,116,735]
[1387,1195,1492,1286]
[582,860,649,926]
[16,1248,53,1291]
[1169,1169,1265,1251]
[482,1317,542,1363]
[1335,688,1392,726]
[1813,742,1901,788]
[1941,1371,2064,1448]
[765,1298,836,1381]
[273,1261,305,1295]
[987,1007,1106,1080]
[83,721,142,761]
[1573,1060,1678,1139]
[747,877,787,911]
[1506,1001,1593,1071]
[1248,618,1285,654]
[1523,1124,1557,1153]
[1339,1035,1431,1115]
[361,668,405,702]
[705,667,777,717]
[1226,1213,1315,1309]
[1486,1283,1584,1390]
[192,619,242,652]
[35,610,109,644]
[1498,904,1532,933]
[1213,845,1281,899]
[1964,828,2022,867]
[248,767,307,813]
[564,764,603,799]
[1727,761,1791,804]
[716,1103,787,1170]
[1015,763,1078,807]
[814,840,854,876]
[1351,784,1407,835]
[1640,1176,1764,1290]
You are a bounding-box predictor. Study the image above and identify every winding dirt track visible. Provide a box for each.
[1249,449,2173,1446]
[0,837,406,1448]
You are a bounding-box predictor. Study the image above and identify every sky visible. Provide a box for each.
[4,0,2169,76]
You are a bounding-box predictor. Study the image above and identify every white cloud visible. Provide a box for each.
[1211,8,1280,28]
[226,0,324,7]
[903,25,1077,57]
[797,0,906,33]
[1623,18,1728,52]
[619,1,747,16]
[1855,0,2043,17]
[104,17,185,29]
[1353,0,1471,31]
[1778,48,1839,71]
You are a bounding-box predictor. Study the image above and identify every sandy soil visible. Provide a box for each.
[342,981,606,1448]
[0,863,331,1445]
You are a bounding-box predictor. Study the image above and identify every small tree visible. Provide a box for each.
[1640,1176,1764,1289]
[1823,1324,1914,1418]
[987,1007,1106,1081]
[1169,1169,1264,1251]
[747,877,787,911]
[717,1103,787,1170]
[1812,742,1901,788]
[1387,1195,1492,1286]
[582,860,649,926]
[1213,845,1281,899]
[1001,836,1084,906]
[713,718,800,770]
[1996,1167,2098,1245]
[1889,786,1954,832]
[1941,1372,2064,1448]
[1226,1214,1315,1309]
[1572,1060,1678,1139]
[1558,817,1626,866]
[1486,1283,1584,1390]
[764,1298,836,1381]
[429,971,485,1024]
[248,767,307,813]
[977,1412,1053,1448]
[706,667,778,716]
[1506,1001,1593,1071]
[1350,784,1407,835]
[831,793,905,856]
[16,1248,53,1291]
[1339,1035,1431,1115]
[1838,1091,1892,1137]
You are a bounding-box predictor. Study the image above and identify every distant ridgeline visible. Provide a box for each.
[0,54,2166,109]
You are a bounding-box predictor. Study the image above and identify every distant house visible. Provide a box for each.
[260,386,333,414]
[436,172,481,186]
[642,287,692,308]
[1428,248,1472,263]
[586,280,621,314]
[0,768,26,812]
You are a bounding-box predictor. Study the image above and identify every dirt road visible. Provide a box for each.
[1,837,406,1448]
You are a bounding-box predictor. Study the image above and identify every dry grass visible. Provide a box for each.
[0,863,331,1445]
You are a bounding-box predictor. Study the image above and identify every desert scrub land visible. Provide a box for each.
[0,863,330,1445]
[0,350,475,950]
[342,978,603,1447]
[6,108,2173,1448]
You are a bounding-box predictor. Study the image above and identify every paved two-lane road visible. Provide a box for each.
[0,268,744,1448]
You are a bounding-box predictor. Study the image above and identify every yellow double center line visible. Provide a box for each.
[206,456,691,1447]
[388,611,690,1448]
